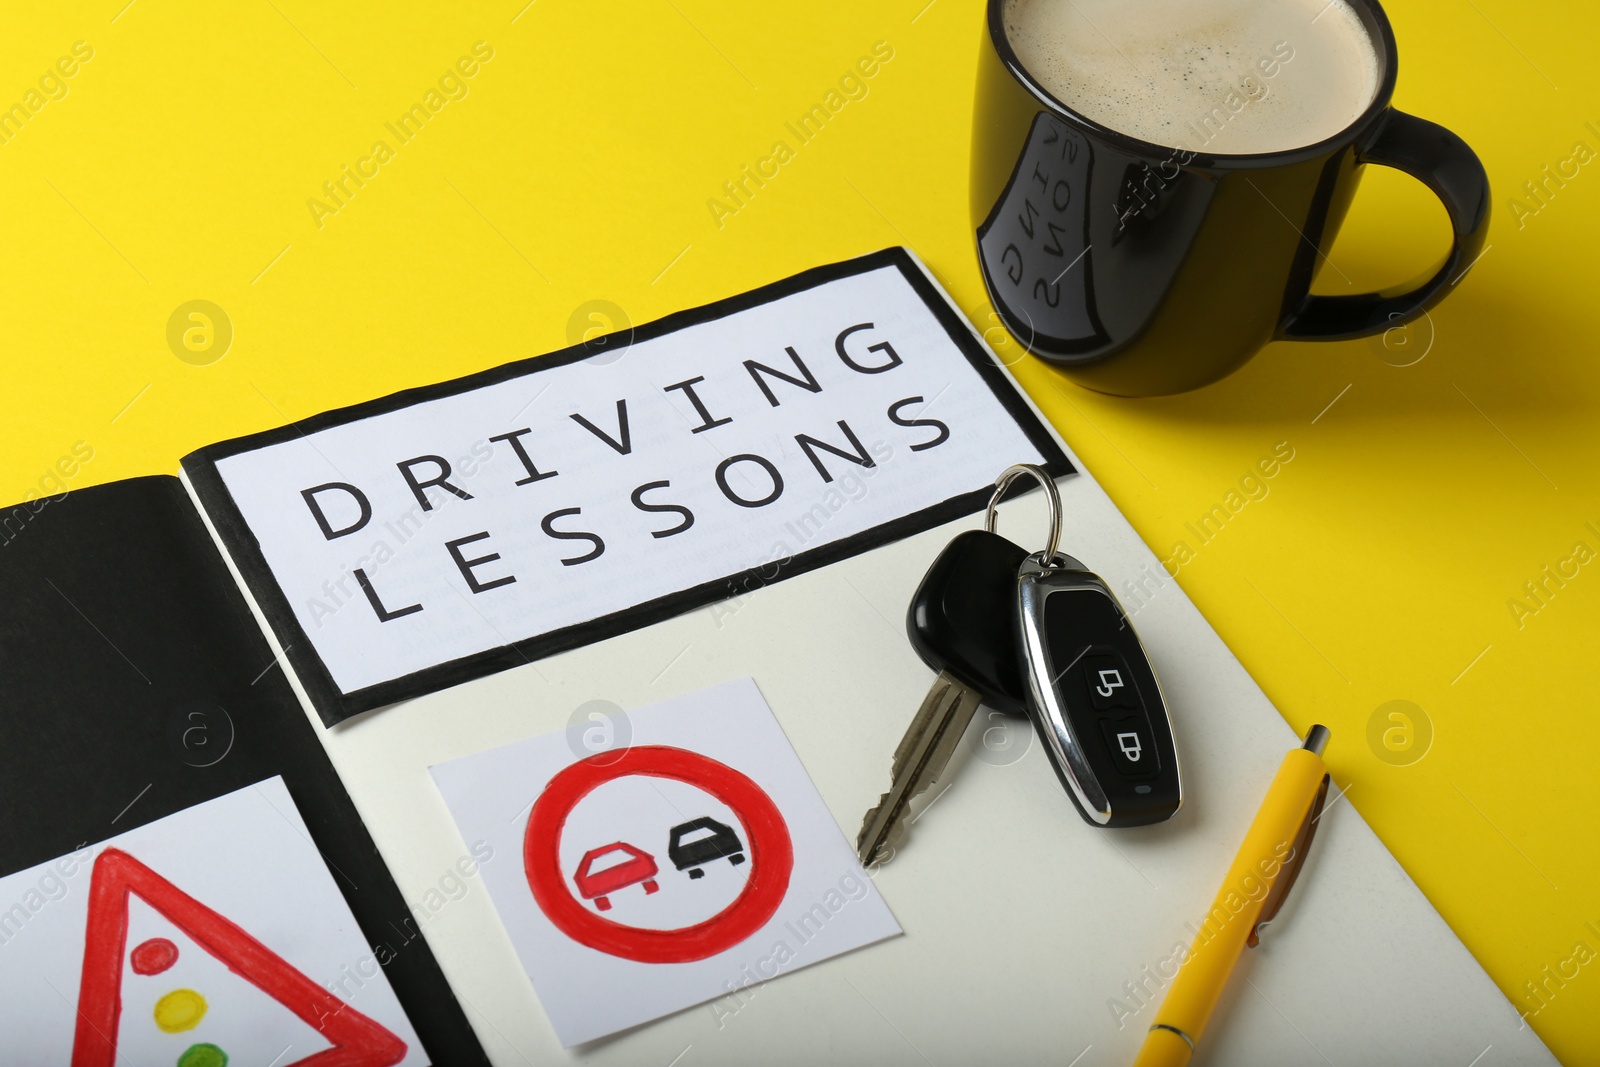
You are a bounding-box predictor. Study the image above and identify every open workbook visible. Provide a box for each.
[0,249,1556,1063]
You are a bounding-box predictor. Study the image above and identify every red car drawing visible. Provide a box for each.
[573,842,659,911]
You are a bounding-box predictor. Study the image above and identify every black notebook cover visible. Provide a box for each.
[0,475,486,1064]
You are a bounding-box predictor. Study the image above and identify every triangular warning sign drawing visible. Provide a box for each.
[71,848,407,1067]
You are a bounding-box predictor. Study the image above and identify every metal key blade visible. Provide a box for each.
[856,670,984,867]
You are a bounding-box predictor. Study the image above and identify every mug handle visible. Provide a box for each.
[1277,109,1491,342]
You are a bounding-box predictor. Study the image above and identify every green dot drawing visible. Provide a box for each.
[176,1043,228,1067]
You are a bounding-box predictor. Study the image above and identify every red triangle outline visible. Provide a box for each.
[71,847,407,1067]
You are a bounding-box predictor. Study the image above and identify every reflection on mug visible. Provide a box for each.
[977,114,1107,355]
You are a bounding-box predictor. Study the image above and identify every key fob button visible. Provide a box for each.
[1083,652,1140,710]
[1099,718,1158,779]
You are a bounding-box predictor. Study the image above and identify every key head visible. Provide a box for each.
[906,530,1029,715]
[1014,556,1182,828]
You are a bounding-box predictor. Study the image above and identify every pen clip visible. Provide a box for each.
[1247,772,1331,949]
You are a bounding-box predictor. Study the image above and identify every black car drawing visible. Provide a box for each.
[667,817,746,879]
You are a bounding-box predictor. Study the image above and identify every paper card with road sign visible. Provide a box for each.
[0,777,425,1066]
[429,677,901,1046]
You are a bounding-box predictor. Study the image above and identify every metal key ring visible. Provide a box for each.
[984,463,1062,565]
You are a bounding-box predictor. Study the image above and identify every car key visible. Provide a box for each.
[856,527,1027,867]
[997,465,1183,828]
[857,464,1183,867]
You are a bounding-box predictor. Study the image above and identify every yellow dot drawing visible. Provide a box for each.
[153,988,208,1033]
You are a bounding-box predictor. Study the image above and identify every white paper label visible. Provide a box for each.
[206,262,1053,696]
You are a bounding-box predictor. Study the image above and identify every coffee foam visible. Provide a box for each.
[1004,0,1382,155]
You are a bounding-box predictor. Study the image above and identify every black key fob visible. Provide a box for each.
[1014,553,1182,827]
[905,529,1030,716]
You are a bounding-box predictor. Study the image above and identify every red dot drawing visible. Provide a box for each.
[524,745,793,964]
[129,938,178,976]
[71,848,407,1067]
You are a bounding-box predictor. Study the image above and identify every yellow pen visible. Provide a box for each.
[1132,725,1332,1067]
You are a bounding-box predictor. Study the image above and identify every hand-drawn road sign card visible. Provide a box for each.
[429,677,901,1046]
[0,777,425,1066]
[184,248,1071,725]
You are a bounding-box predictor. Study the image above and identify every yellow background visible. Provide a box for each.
[2,0,1595,1061]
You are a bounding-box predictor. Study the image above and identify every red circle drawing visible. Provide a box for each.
[524,745,793,964]
[130,937,179,976]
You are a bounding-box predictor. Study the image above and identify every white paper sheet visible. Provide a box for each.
[428,677,901,1047]
[0,777,424,1065]
[206,263,1050,697]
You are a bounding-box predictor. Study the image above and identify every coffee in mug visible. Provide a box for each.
[1004,0,1382,156]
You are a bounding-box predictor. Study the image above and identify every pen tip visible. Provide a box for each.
[1303,724,1330,756]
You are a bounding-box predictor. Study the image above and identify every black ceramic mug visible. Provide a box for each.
[971,0,1490,396]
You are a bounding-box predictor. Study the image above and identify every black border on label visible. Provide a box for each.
[183,247,1074,726]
